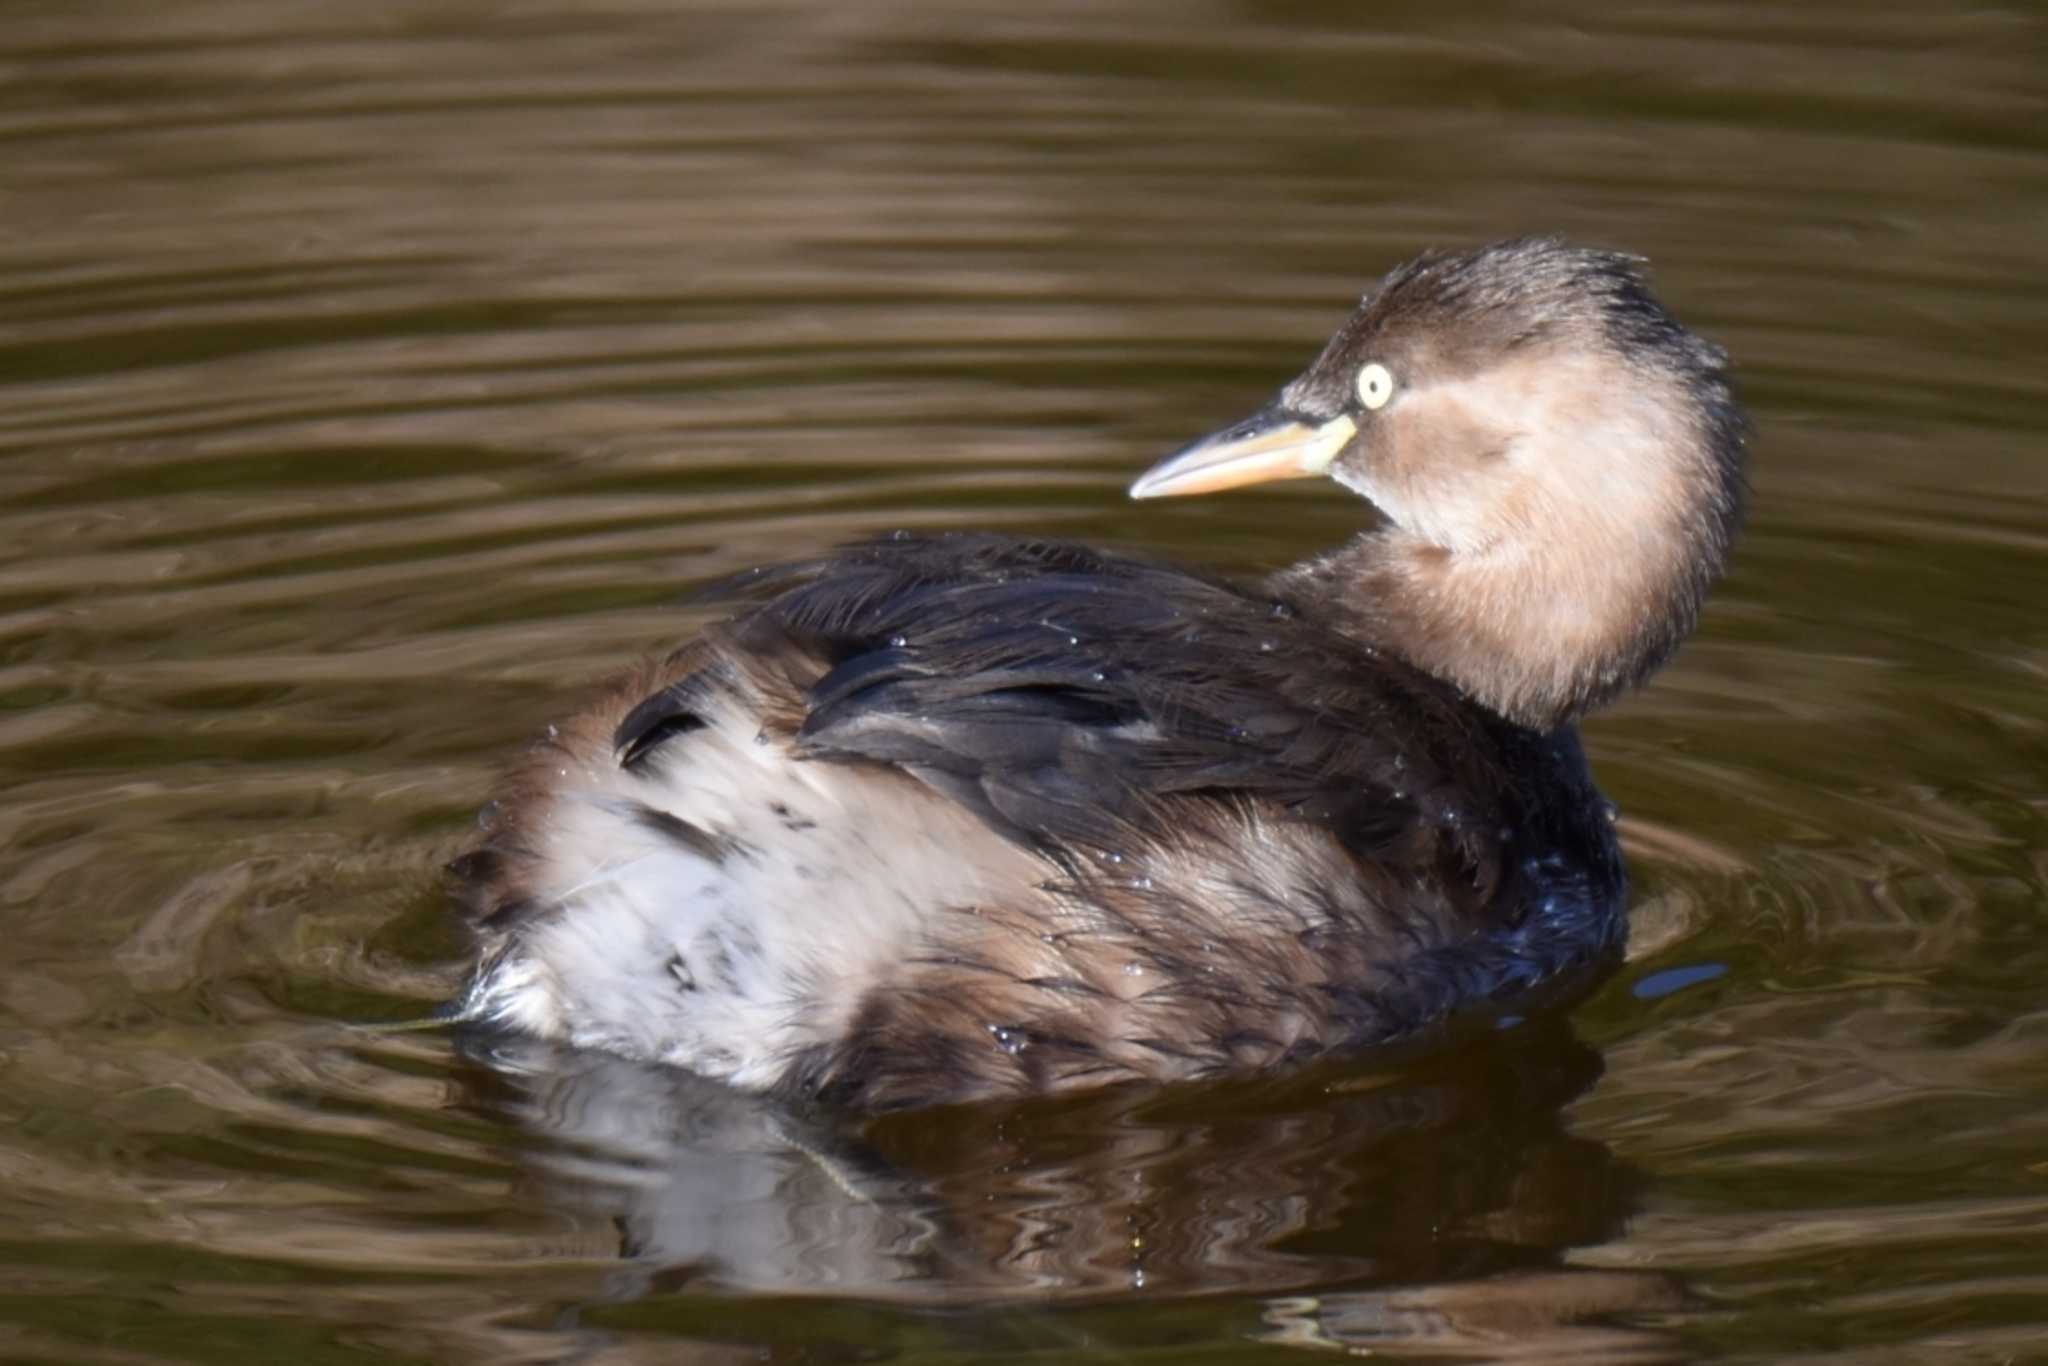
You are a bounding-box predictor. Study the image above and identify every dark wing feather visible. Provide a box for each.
[713,533,1525,921]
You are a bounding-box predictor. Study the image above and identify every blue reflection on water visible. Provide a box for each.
[1632,962,1729,1000]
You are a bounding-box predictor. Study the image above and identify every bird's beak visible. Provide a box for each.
[1128,404,1358,500]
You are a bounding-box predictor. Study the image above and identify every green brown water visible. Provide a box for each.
[3,2,2045,1361]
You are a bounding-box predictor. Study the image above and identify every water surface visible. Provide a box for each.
[3,1,2045,1361]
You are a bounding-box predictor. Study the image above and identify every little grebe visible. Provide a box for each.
[450,238,1746,1110]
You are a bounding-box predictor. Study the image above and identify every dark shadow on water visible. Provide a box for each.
[456,1021,1689,1356]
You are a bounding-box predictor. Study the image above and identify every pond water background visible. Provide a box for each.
[2,2,2045,1361]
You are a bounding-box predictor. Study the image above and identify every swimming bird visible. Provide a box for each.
[449,238,1746,1111]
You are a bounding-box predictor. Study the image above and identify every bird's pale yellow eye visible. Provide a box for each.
[1356,362,1395,411]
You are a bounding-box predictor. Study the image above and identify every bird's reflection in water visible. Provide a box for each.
[458,1020,1686,1354]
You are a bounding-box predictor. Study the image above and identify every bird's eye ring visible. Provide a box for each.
[1356,362,1395,411]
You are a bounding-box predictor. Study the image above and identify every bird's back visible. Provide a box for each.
[453,533,1626,1108]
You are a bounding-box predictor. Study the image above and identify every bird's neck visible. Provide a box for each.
[1269,522,1688,733]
